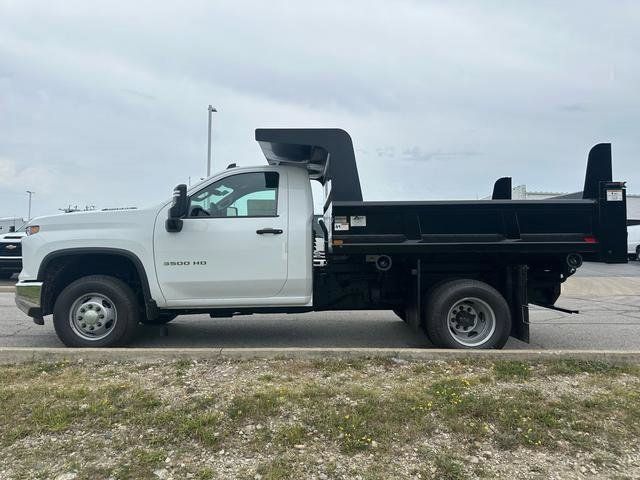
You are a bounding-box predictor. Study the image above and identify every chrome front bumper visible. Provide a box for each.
[15,281,43,319]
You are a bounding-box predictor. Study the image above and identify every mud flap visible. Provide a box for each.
[406,259,422,333]
[507,265,530,343]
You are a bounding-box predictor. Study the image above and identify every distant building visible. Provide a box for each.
[504,185,640,223]
[0,217,26,234]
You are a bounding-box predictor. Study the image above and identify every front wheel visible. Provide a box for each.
[424,279,511,349]
[53,275,140,347]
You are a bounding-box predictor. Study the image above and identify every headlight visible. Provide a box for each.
[26,225,40,236]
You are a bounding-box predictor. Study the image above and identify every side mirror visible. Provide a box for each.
[226,206,238,217]
[9,226,15,232]
[166,184,189,232]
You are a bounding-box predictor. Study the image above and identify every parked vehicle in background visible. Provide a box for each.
[629,224,640,260]
[15,129,628,349]
[0,225,26,279]
[0,217,26,235]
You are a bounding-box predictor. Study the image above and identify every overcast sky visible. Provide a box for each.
[1,0,639,218]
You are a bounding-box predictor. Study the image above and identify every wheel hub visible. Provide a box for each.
[446,297,496,347]
[450,304,479,333]
[82,308,100,326]
[69,294,117,341]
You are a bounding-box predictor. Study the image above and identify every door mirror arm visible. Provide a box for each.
[166,184,189,232]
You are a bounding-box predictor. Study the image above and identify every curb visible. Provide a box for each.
[1,347,640,364]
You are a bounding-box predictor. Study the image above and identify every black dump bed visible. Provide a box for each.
[330,194,625,263]
[255,129,628,264]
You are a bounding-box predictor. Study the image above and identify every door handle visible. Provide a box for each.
[256,228,283,235]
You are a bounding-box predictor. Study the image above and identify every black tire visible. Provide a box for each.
[636,246,640,261]
[53,275,140,347]
[141,313,178,325]
[424,279,511,349]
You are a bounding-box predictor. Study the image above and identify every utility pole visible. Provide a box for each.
[26,190,34,220]
[206,105,217,177]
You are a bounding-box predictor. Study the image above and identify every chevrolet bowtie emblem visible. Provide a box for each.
[5,245,17,250]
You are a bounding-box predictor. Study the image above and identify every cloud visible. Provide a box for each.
[400,147,480,163]
[0,157,54,193]
[558,103,589,113]
[0,0,639,218]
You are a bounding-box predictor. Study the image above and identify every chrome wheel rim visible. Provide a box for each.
[446,297,496,347]
[69,293,117,341]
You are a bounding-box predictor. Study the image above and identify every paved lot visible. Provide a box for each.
[1,262,639,349]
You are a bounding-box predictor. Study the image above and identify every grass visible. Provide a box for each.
[432,452,469,480]
[1,358,640,479]
[492,360,531,380]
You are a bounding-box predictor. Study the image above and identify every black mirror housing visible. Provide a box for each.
[166,184,189,232]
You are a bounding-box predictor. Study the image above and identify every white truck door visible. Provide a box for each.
[154,169,288,305]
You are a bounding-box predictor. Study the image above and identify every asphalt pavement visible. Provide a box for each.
[1,261,639,350]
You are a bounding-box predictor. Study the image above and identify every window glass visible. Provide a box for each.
[189,172,279,217]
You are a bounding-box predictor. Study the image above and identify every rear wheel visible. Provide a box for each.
[636,246,640,261]
[53,275,140,347]
[424,279,511,349]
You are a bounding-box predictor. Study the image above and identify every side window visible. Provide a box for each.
[188,172,279,218]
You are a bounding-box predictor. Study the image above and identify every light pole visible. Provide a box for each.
[206,105,217,177]
[26,190,35,220]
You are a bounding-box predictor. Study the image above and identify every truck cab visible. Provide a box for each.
[154,165,314,308]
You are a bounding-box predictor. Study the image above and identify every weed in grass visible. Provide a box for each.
[174,359,193,377]
[311,358,366,374]
[274,424,307,447]
[429,452,468,480]
[227,389,286,420]
[146,407,222,447]
[327,409,376,453]
[177,411,222,446]
[30,404,78,432]
[111,448,165,479]
[544,359,626,375]
[256,457,296,480]
[429,378,470,409]
[195,467,216,479]
[493,361,531,381]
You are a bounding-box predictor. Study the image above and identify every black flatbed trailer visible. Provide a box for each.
[257,129,628,349]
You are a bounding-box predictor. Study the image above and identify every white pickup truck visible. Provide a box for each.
[15,129,628,348]
[0,227,26,279]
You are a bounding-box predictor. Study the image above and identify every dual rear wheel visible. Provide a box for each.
[395,279,511,349]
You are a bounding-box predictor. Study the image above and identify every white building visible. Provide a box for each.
[0,217,26,234]
[510,185,640,223]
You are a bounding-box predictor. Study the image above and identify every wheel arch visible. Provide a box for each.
[38,248,156,318]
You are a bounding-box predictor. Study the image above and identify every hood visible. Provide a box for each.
[30,207,159,233]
